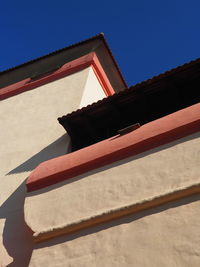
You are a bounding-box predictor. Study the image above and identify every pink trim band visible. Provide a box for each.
[26,103,200,192]
[0,53,114,100]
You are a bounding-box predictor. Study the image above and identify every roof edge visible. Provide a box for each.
[0,33,104,75]
[0,52,115,100]
[58,56,200,119]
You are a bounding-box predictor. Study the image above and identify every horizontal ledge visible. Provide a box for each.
[26,103,200,192]
[0,52,114,100]
[33,181,200,243]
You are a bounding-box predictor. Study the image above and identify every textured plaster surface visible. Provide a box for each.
[29,194,200,267]
[25,133,200,235]
[33,182,200,243]
[0,67,102,266]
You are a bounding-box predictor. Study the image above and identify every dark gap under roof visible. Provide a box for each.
[58,57,200,151]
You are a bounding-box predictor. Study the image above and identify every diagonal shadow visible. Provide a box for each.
[7,134,71,175]
[1,134,70,266]
[1,133,199,265]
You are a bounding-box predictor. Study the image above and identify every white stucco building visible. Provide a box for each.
[0,34,200,267]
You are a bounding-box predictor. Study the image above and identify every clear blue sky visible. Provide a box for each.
[1,0,200,86]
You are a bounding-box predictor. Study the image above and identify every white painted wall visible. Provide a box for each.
[1,63,199,267]
[30,194,200,267]
[0,66,106,266]
[26,133,200,266]
[79,67,106,108]
[25,133,200,238]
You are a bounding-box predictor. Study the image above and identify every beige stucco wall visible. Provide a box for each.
[25,133,200,235]
[29,193,200,267]
[1,63,199,267]
[0,66,106,267]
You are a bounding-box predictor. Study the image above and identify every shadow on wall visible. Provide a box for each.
[7,134,71,175]
[35,193,200,249]
[0,181,33,267]
[1,132,199,265]
[1,134,70,266]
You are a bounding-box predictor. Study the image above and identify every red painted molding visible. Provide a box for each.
[91,53,115,96]
[0,52,114,100]
[26,103,200,192]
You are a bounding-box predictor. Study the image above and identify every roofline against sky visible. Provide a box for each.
[0,33,128,88]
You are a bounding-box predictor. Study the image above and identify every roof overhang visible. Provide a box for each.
[58,57,200,151]
[26,103,200,192]
[0,33,127,96]
[0,52,116,100]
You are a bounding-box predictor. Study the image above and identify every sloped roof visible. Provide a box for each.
[60,56,200,119]
[0,33,127,91]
